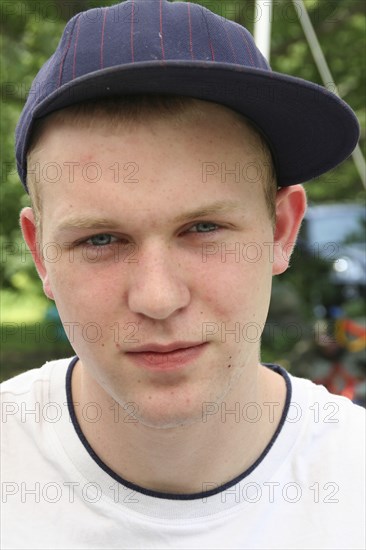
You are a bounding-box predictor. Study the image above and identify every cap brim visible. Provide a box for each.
[29,61,360,187]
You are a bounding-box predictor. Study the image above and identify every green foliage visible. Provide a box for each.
[1,0,365,297]
[0,318,74,382]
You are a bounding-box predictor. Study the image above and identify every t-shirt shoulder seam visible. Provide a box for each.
[0,357,71,396]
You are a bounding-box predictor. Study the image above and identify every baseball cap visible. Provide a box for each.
[15,0,360,191]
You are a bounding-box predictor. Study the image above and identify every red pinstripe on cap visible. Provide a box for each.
[160,0,165,60]
[187,3,194,60]
[100,8,108,69]
[57,17,76,87]
[72,16,81,79]
[130,0,135,63]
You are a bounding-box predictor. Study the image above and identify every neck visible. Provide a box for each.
[71,360,286,495]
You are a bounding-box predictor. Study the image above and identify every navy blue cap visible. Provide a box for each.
[15,0,360,191]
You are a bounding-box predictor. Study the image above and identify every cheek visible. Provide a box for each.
[44,258,116,320]
[197,246,273,325]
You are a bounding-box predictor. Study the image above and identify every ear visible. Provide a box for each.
[272,184,307,275]
[19,207,55,300]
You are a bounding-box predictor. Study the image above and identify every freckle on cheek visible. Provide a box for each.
[80,154,93,164]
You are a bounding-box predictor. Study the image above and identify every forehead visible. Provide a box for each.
[29,98,264,160]
[28,100,271,231]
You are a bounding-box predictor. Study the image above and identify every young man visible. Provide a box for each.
[1,1,364,548]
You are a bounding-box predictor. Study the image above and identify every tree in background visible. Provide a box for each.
[1,0,365,298]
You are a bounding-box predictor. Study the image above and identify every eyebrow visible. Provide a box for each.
[55,199,242,232]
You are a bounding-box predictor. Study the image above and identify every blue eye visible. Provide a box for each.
[86,234,116,246]
[187,222,219,233]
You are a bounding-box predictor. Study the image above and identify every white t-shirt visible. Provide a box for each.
[1,357,365,549]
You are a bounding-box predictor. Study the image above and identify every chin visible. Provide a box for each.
[116,388,207,430]
[133,408,204,430]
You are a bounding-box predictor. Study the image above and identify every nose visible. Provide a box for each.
[127,242,191,320]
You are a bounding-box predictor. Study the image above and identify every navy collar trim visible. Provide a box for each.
[65,356,292,501]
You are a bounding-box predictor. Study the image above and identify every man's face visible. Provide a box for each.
[23,102,300,428]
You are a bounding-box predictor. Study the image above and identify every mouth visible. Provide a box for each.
[127,341,205,353]
[125,342,208,371]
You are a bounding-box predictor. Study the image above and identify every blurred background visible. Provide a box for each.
[1,0,365,403]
